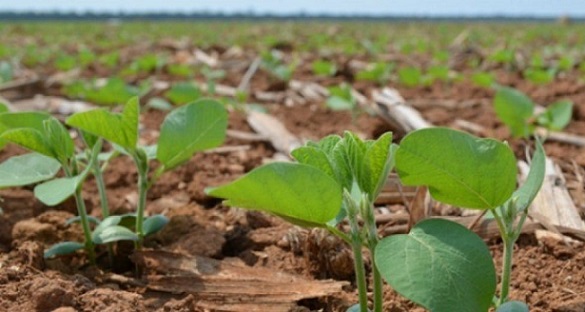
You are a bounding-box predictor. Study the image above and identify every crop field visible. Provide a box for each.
[1,21,585,312]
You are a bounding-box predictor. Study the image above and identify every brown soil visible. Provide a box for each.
[2,44,585,312]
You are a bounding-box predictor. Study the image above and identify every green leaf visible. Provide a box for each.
[44,241,84,258]
[164,82,201,105]
[157,99,227,170]
[207,163,342,226]
[509,140,546,212]
[33,147,96,206]
[66,96,139,149]
[143,214,170,236]
[146,97,173,111]
[537,100,573,131]
[65,215,101,226]
[396,128,517,209]
[34,174,85,206]
[0,153,61,188]
[43,118,74,162]
[326,96,354,111]
[291,146,336,180]
[398,67,422,87]
[494,87,535,138]
[375,219,496,312]
[360,133,394,198]
[1,128,53,157]
[0,111,52,132]
[497,301,529,312]
[92,225,139,244]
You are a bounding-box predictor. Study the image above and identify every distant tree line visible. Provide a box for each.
[0,11,580,22]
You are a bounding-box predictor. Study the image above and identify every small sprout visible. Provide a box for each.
[311,59,337,77]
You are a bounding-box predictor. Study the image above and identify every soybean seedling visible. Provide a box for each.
[208,131,395,312]
[375,127,545,312]
[493,85,573,138]
[0,112,103,264]
[66,97,228,249]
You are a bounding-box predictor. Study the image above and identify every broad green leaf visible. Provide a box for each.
[1,128,53,157]
[143,214,169,236]
[164,82,201,105]
[33,147,96,206]
[66,97,139,149]
[43,118,74,162]
[509,140,545,212]
[0,111,50,150]
[65,215,101,226]
[34,174,85,206]
[360,133,394,198]
[93,215,122,233]
[157,99,227,170]
[497,301,529,312]
[331,137,355,190]
[44,241,84,258]
[0,153,60,188]
[92,225,139,244]
[494,87,535,138]
[291,146,336,181]
[146,97,173,111]
[326,96,354,111]
[375,219,496,312]
[537,100,573,131]
[396,128,516,209]
[207,163,342,225]
[0,111,51,132]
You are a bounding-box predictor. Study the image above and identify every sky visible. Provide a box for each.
[1,0,583,17]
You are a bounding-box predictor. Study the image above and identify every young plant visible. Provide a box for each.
[0,112,102,263]
[260,50,296,82]
[311,59,337,77]
[66,97,228,248]
[397,66,423,87]
[355,62,393,86]
[494,86,573,138]
[208,132,395,312]
[375,127,545,311]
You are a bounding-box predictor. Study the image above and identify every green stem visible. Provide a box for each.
[499,237,514,305]
[73,187,96,265]
[326,225,352,245]
[351,231,369,312]
[93,163,109,218]
[64,163,95,265]
[91,158,115,264]
[371,249,383,312]
[491,208,515,306]
[134,169,149,247]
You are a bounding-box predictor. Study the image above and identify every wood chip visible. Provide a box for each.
[132,250,347,312]
[371,88,432,133]
[520,159,585,232]
[246,111,301,156]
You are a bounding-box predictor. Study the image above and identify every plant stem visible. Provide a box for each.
[91,159,115,264]
[346,199,369,312]
[499,237,514,305]
[92,163,110,218]
[491,208,515,306]
[371,250,383,312]
[73,187,96,265]
[351,231,369,312]
[64,163,96,265]
[134,169,148,247]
